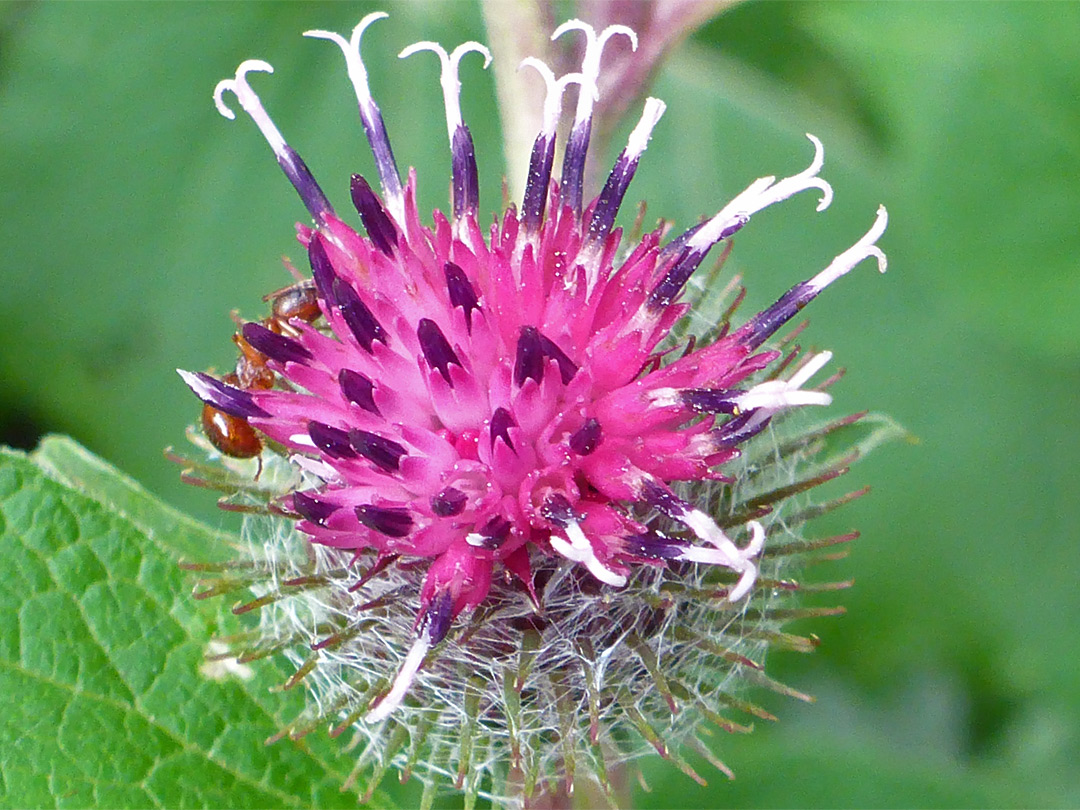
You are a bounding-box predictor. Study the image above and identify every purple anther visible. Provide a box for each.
[338,368,380,414]
[444,262,480,331]
[537,333,578,384]
[569,417,602,455]
[292,491,338,527]
[451,125,480,221]
[639,479,688,520]
[420,590,455,644]
[559,119,592,217]
[332,277,386,352]
[514,326,545,387]
[540,493,581,528]
[278,144,335,222]
[350,174,398,256]
[308,420,356,459]
[241,322,313,364]
[430,487,467,517]
[177,370,270,418]
[355,504,414,538]
[681,388,743,415]
[349,429,407,472]
[475,515,512,548]
[521,133,556,232]
[490,407,516,451]
[647,216,746,310]
[736,282,815,352]
[622,532,683,561]
[307,236,338,300]
[417,318,461,385]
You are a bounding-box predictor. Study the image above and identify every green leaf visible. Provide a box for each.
[31,434,239,562]
[0,444,378,808]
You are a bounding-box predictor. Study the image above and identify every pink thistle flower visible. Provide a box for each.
[179,11,888,795]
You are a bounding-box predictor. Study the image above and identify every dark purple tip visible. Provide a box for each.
[444,262,480,331]
[241,322,313,365]
[350,174,398,256]
[681,388,742,415]
[355,97,403,209]
[514,327,544,387]
[308,235,338,300]
[339,368,380,415]
[515,327,578,387]
[292,491,338,527]
[430,486,467,517]
[178,370,269,418]
[537,334,578,385]
[332,278,385,353]
[639,480,688,520]
[308,421,356,459]
[420,590,454,644]
[648,216,747,310]
[417,318,461,385]
[355,504,413,538]
[569,418,602,455]
[737,282,815,351]
[658,221,705,259]
[472,515,512,549]
[584,149,639,251]
[559,119,592,217]
[540,494,581,528]
[713,412,770,448]
[349,429,407,473]
[451,125,479,220]
[622,532,683,561]
[490,407,516,452]
[278,144,334,222]
[521,133,555,232]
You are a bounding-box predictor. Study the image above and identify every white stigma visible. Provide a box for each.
[518,58,587,138]
[552,20,638,130]
[734,351,834,413]
[304,12,386,107]
[807,205,889,293]
[213,60,288,159]
[399,40,492,143]
[365,633,430,723]
[550,521,627,587]
[625,97,667,158]
[688,134,834,252]
[677,514,764,602]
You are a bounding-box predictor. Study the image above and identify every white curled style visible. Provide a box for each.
[550,521,628,587]
[688,134,835,252]
[303,12,387,110]
[365,634,430,723]
[734,351,835,414]
[807,205,889,293]
[677,513,765,602]
[517,57,588,138]
[213,60,289,160]
[552,19,638,129]
[399,40,492,143]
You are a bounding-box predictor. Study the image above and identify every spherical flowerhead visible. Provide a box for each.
[180,11,889,804]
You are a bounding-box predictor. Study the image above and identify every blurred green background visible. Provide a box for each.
[2,1,1078,807]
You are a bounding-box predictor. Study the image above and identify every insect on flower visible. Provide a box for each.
[179,10,888,802]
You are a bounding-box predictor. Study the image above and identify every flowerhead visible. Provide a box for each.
[180,10,887,803]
